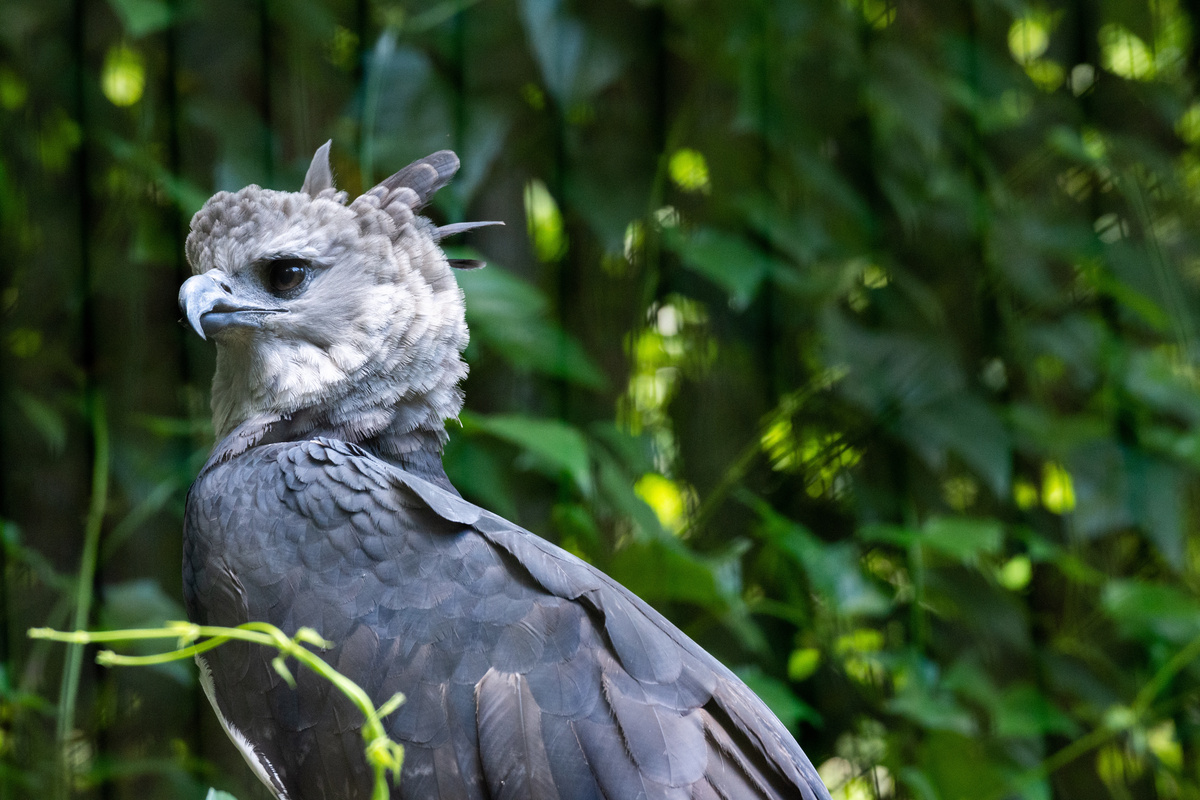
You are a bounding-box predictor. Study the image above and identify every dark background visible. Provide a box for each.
[4,0,1200,797]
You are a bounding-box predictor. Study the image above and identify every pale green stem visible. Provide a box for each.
[55,393,109,795]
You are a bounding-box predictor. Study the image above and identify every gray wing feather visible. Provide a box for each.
[184,436,830,800]
[475,669,561,800]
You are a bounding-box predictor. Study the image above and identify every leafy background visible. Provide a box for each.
[3,0,1200,798]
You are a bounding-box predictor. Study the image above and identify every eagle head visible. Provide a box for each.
[180,142,495,457]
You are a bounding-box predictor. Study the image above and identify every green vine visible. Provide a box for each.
[31,621,405,800]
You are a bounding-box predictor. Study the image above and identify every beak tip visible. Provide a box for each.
[179,274,219,341]
[188,312,208,341]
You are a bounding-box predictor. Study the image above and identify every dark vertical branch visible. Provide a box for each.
[451,8,466,159]
[56,0,100,794]
[73,0,95,418]
[167,0,191,384]
[551,96,569,423]
[639,3,668,318]
[166,7,185,274]
[354,0,368,180]
[164,0,210,773]
[259,0,275,184]
[757,0,783,411]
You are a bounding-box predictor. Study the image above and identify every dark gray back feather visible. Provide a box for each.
[184,429,832,800]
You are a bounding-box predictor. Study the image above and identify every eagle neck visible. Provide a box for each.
[205,411,456,491]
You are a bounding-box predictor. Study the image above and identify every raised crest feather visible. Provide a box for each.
[435,220,504,241]
[373,150,460,210]
[301,140,335,197]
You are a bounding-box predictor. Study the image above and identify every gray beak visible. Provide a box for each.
[179,272,281,340]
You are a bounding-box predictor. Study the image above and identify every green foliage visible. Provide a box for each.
[5,0,1200,797]
[462,411,592,493]
[455,262,606,387]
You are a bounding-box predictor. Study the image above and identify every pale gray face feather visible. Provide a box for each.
[179,143,497,451]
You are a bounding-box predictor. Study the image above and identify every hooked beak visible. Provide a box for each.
[179,272,283,341]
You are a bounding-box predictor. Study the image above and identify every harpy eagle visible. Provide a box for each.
[178,141,832,800]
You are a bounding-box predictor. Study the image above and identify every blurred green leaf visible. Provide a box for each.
[590,434,664,539]
[992,684,1079,739]
[921,517,1004,563]
[670,227,776,310]
[888,685,977,735]
[360,38,454,182]
[1103,580,1200,644]
[106,0,173,36]
[456,264,606,388]
[1124,452,1184,567]
[918,732,1007,799]
[787,648,821,682]
[1123,349,1200,424]
[905,396,1012,496]
[609,537,738,615]
[463,412,592,495]
[755,503,889,617]
[862,517,1003,565]
[12,391,66,455]
[551,502,602,555]
[733,666,821,730]
[442,435,517,520]
[517,0,622,106]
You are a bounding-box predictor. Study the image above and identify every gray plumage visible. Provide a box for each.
[179,142,831,800]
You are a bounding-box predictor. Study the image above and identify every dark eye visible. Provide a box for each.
[267,259,309,294]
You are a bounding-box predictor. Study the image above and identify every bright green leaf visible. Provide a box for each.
[523,179,567,262]
[1009,14,1051,65]
[787,648,822,682]
[668,148,711,194]
[997,555,1032,591]
[101,44,146,107]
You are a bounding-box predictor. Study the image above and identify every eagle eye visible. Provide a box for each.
[266,259,309,295]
